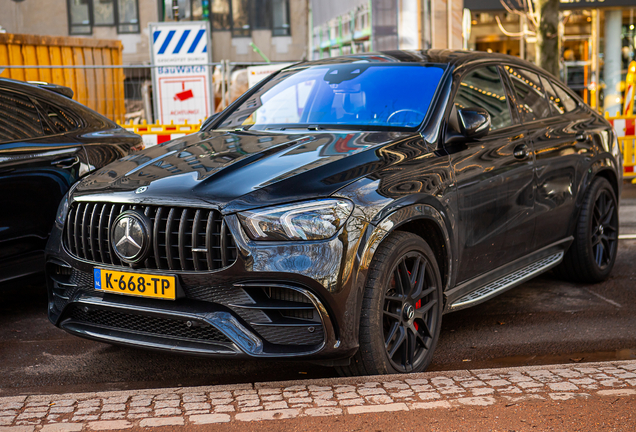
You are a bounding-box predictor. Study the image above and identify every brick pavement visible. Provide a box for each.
[1,360,636,431]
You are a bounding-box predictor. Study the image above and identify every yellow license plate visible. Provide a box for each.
[94,268,176,300]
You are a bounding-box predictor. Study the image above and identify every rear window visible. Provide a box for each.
[0,90,44,143]
[218,64,446,131]
[37,100,82,135]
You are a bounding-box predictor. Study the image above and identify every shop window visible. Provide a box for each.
[94,0,115,25]
[505,66,552,123]
[117,0,140,33]
[167,0,289,36]
[272,0,290,36]
[253,0,272,30]
[67,0,139,35]
[211,0,231,30]
[68,0,92,35]
[165,0,211,22]
[231,0,251,37]
[453,66,512,131]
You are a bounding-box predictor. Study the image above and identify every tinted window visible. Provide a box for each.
[540,76,564,115]
[453,66,513,130]
[218,64,445,130]
[0,90,44,143]
[37,100,81,135]
[552,81,578,112]
[505,66,552,122]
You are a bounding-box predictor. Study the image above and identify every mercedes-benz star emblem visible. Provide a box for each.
[403,304,415,321]
[135,186,148,194]
[111,211,151,263]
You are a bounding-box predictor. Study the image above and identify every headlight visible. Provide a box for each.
[55,192,70,228]
[238,199,354,241]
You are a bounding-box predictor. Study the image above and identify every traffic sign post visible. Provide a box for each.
[149,21,213,125]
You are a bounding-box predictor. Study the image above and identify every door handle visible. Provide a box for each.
[513,144,529,159]
[51,156,79,169]
[576,133,589,142]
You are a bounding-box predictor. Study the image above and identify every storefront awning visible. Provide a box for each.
[464,0,636,12]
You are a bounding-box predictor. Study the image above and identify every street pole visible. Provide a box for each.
[172,0,179,21]
[604,10,623,116]
[447,0,452,49]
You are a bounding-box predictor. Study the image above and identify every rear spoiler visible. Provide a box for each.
[27,81,74,99]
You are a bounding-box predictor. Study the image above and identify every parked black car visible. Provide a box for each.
[45,51,622,375]
[0,78,142,283]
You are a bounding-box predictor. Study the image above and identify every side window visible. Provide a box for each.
[453,66,513,131]
[0,90,44,143]
[551,81,578,112]
[37,100,82,135]
[504,66,552,122]
[540,76,564,115]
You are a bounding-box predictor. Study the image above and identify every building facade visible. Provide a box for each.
[310,0,464,60]
[0,0,308,64]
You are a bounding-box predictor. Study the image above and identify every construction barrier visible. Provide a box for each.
[119,120,202,148]
[0,33,126,122]
[606,113,636,180]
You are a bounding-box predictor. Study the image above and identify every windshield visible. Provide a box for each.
[217,64,445,131]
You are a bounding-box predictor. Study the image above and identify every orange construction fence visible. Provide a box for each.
[606,113,636,180]
[0,33,125,122]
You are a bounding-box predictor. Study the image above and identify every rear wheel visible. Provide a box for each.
[556,177,618,283]
[337,231,443,376]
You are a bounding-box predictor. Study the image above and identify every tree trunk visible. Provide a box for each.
[535,0,560,78]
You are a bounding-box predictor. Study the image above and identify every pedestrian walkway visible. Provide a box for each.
[1,360,636,431]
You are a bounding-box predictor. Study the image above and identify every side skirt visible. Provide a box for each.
[444,237,573,313]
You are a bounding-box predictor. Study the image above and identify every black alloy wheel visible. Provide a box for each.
[590,188,618,269]
[556,176,619,283]
[336,231,443,376]
[383,251,439,372]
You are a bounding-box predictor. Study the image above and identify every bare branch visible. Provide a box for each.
[495,15,536,37]
[526,0,539,28]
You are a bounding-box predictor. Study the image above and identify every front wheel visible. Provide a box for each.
[556,177,619,283]
[337,232,443,376]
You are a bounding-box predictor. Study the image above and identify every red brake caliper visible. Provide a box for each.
[414,298,421,331]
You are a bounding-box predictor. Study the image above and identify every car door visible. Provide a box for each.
[0,87,87,268]
[503,67,582,250]
[445,65,535,284]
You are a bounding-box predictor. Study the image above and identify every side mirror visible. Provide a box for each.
[200,113,221,131]
[457,108,490,140]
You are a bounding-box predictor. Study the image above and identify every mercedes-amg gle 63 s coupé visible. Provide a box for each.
[46,51,622,375]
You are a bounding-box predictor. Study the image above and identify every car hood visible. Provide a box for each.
[73,129,417,213]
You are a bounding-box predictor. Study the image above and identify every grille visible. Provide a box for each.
[68,307,231,343]
[65,202,237,271]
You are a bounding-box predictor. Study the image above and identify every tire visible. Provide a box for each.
[336,231,443,376]
[555,177,619,283]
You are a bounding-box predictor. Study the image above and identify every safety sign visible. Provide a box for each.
[149,21,213,125]
[247,63,293,88]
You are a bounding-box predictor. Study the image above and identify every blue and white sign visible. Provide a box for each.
[149,21,213,125]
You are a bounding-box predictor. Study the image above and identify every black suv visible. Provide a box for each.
[45,51,622,375]
[0,78,142,283]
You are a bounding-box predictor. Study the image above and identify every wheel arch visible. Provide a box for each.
[594,167,620,199]
[358,203,454,297]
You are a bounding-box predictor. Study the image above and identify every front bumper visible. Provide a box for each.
[45,213,358,360]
